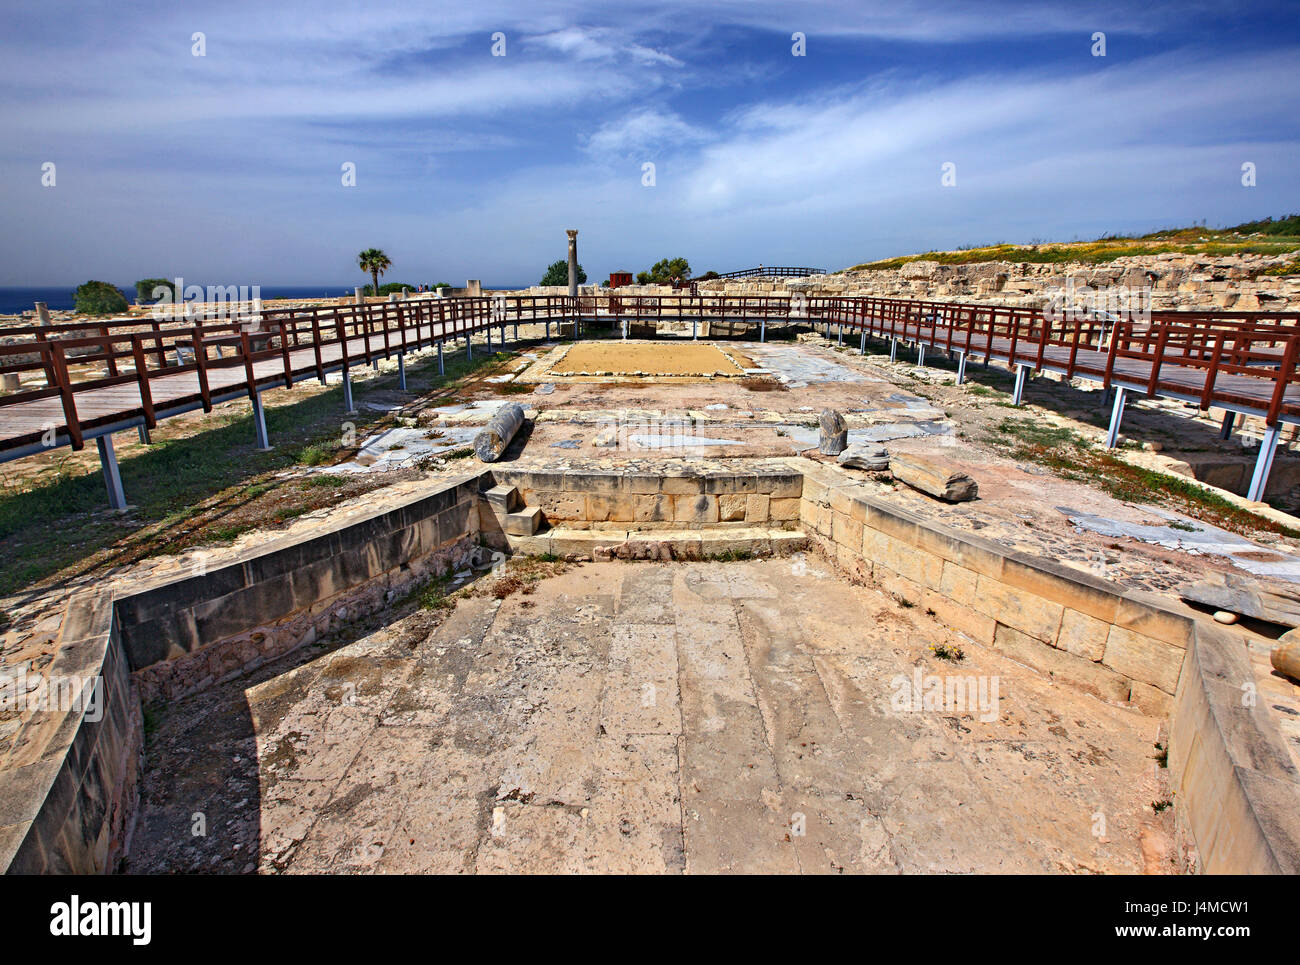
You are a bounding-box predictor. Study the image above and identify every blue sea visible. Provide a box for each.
[0,284,532,315]
[0,286,357,315]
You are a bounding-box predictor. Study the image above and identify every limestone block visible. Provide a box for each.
[634,494,673,523]
[718,494,747,521]
[819,409,847,455]
[972,575,1063,643]
[838,445,890,470]
[769,497,801,521]
[672,494,719,524]
[889,454,978,502]
[1055,608,1109,662]
[992,624,1130,703]
[1102,626,1185,694]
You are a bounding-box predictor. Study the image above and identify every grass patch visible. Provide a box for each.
[983,416,1300,540]
[842,217,1300,272]
[708,549,755,562]
[0,344,516,597]
[931,642,966,661]
[465,555,570,600]
[406,569,456,611]
[491,382,534,395]
[297,444,332,466]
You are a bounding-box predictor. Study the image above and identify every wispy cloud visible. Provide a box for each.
[0,0,1295,285]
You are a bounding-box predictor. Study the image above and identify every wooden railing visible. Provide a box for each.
[2,294,1299,458]
[703,267,827,279]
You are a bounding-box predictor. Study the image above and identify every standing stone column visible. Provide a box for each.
[819,408,848,455]
[35,302,51,326]
[566,229,579,298]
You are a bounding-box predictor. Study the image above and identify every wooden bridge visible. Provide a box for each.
[2,293,1298,507]
[703,266,828,280]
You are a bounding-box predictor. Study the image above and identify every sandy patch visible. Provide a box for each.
[541,341,753,379]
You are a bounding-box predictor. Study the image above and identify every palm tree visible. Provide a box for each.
[358,248,392,297]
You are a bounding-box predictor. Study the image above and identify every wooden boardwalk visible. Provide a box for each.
[1,293,1298,504]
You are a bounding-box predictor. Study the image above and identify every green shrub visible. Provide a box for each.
[361,281,418,296]
[540,260,586,286]
[134,278,176,304]
[73,280,129,316]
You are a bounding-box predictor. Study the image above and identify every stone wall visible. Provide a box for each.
[794,456,1300,872]
[119,474,483,702]
[798,459,1187,715]
[1170,621,1300,873]
[485,463,805,534]
[1,472,485,874]
[705,254,1299,312]
[0,589,142,873]
[518,254,1297,312]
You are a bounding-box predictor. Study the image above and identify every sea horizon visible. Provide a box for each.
[0,284,534,315]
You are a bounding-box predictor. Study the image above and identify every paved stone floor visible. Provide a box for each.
[128,557,1173,874]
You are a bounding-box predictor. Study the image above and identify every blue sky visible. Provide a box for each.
[2,0,1298,287]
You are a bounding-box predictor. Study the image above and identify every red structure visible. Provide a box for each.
[608,272,633,289]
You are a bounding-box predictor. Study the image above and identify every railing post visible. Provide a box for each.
[49,342,84,450]
[130,336,156,431]
[192,325,212,411]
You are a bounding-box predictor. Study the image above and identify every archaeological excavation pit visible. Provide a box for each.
[125,556,1169,874]
[6,336,1300,877]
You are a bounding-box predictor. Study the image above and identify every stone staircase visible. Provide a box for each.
[484,484,543,537]
[508,525,807,560]
[482,478,807,560]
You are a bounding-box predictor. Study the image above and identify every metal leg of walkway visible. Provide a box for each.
[956,351,967,385]
[398,352,407,391]
[1247,426,1281,502]
[1220,410,1238,440]
[251,389,272,451]
[343,367,356,414]
[1012,364,1029,406]
[1105,387,1128,448]
[96,434,128,511]
[438,341,445,376]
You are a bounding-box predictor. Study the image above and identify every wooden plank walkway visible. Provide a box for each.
[2,292,1298,502]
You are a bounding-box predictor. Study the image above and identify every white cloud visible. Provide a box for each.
[583,109,711,159]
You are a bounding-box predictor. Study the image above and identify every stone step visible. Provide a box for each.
[484,484,521,515]
[505,506,543,537]
[508,526,808,561]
